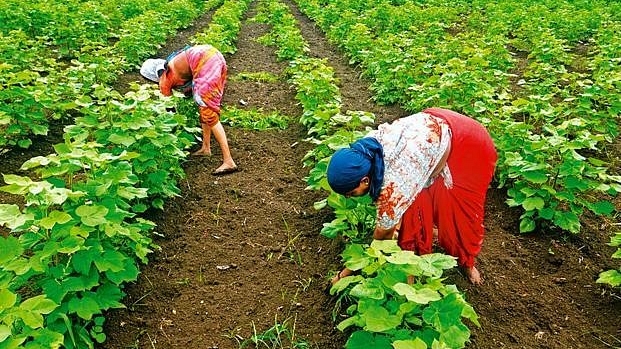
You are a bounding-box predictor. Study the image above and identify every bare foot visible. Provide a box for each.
[192,148,211,156]
[212,163,239,176]
[464,266,482,285]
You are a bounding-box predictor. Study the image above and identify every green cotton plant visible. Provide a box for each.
[302,110,375,168]
[499,119,619,233]
[597,231,621,288]
[61,85,194,210]
[1,149,157,348]
[0,68,49,150]
[317,192,376,242]
[331,240,479,349]
[0,171,148,348]
[286,57,342,135]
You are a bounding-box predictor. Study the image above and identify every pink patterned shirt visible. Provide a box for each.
[368,112,452,230]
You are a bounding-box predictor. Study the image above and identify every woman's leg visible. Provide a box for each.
[424,108,497,284]
[211,121,237,173]
[192,123,212,156]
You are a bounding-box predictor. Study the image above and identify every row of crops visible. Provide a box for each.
[0,0,255,347]
[253,0,481,348]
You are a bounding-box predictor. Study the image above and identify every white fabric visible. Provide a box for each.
[367,112,451,230]
[140,59,166,82]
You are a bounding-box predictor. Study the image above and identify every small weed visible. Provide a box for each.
[240,315,315,349]
[293,277,313,292]
[211,201,222,226]
[175,278,190,286]
[222,327,245,347]
[280,215,304,265]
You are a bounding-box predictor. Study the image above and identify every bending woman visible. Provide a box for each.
[327,108,497,284]
[141,44,237,175]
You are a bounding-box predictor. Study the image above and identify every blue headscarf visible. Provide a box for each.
[327,137,385,201]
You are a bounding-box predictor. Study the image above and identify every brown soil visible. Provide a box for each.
[1,1,619,349]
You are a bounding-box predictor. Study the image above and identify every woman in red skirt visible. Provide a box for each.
[327,108,497,284]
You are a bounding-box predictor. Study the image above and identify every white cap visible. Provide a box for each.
[140,59,166,82]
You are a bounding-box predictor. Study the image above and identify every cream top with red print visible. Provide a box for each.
[367,112,452,230]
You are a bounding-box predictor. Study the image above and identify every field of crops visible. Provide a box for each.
[0,0,619,348]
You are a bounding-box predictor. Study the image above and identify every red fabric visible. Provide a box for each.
[398,108,497,268]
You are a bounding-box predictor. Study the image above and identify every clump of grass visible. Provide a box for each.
[231,71,280,83]
[221,106,289,130]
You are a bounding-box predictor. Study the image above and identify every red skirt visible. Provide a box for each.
[397,108,497,268]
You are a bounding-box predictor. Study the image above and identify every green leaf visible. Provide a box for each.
[0,336,27,349]
[363,305,402,332]
[371,239,403,254]
[343,244,372,271]
[72,249,98,275]
[422,294,462,330]
[385,251,421,265]
[20,295,58,314]
[439,323,470,348]
[17,139,32,148]
[597,270,621,287]
[522,197,545,211]
[330,275,364,295]
[337,315,362,331]
[17,309,44,328]
[313,198,327,210]
[0,325,10,342]
[345,331,392,349]
[393,283,442,304]
[0,236,23,264]
[75,205,109,226]
[519,217,536,233]
[418,254,457,277]
[94,250,127,272]
[29,328,64,347]
[105,259,139,284]
[553,211,580,234]
[93,283,125,310]
[521,171,547,184]
[0,289,17,310]
[39,211,73,230]
[57,236,84,254]
[538,207,555,220]
[107,133,136,147]
[0,204,32,229]
[117,186,148,200]
[350,279,386,300]
[392,338,427,349]
[68,295,101,320]
[590,201,615,215]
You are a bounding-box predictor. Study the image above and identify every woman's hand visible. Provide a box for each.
[373,226,396,240]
